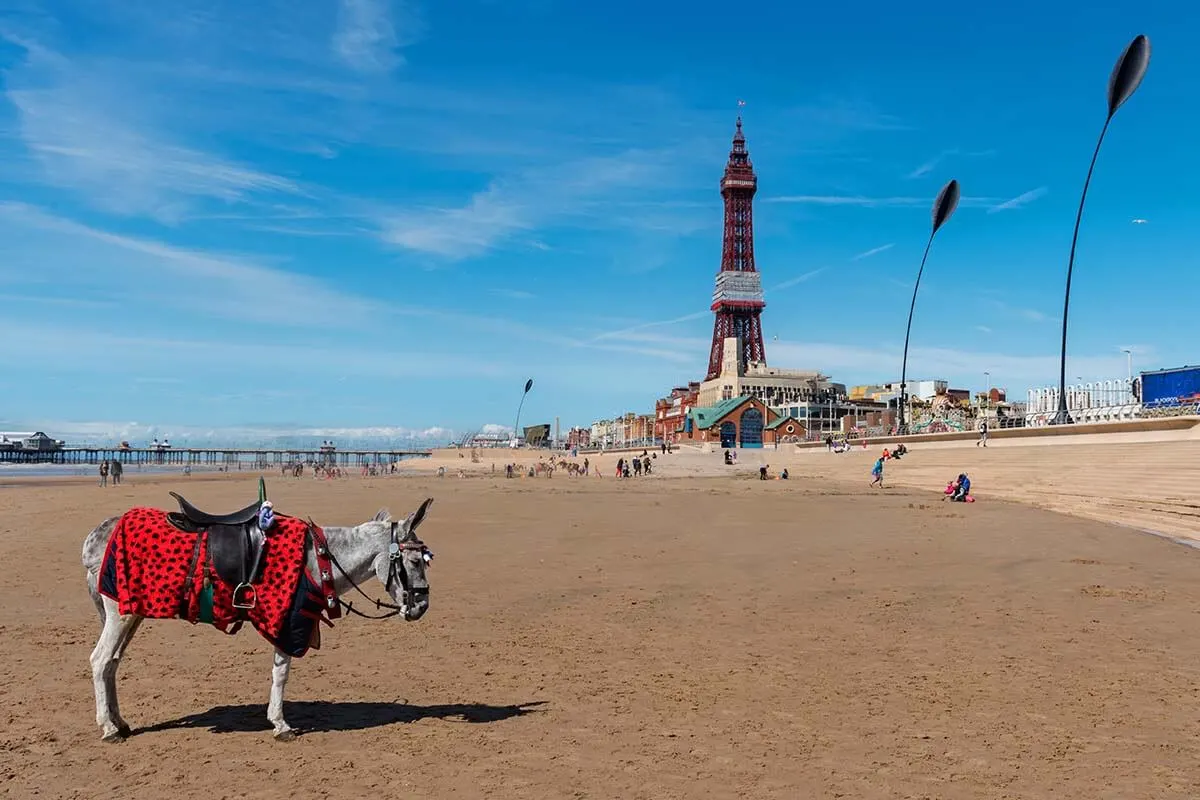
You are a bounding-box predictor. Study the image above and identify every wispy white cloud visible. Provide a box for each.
[769,268,827,292]
[22,419,460,448]
[850,243,894,261]
[0,317,511,384]
[767,194,998,208]
[906,152,949,179]
[766,339,1152,390]
[0,203,709,377]
[988,186,1048,213]
[975,325,993,334]
[904,148,995,179]
[492,288,536,300]
[584,311,709,345]
[989,298,1054,324]
[376,149,679,258]
[0,202,374,323]
[332,0,423,73]
[1,34,303,220]
[591,323,1150,393]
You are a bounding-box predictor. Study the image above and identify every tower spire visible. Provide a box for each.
[706,118,766,381]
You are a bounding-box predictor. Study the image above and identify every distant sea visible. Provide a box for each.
[0,452,427,484]
[0,463,229,481]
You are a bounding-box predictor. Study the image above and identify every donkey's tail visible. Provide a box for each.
[86,568,106,625]
[83,515,121,627]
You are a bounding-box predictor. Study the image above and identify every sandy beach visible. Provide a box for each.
[4,443,1200,799]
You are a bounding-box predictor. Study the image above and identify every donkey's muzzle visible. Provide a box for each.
[404,589,429,621]
[404,600,429,621]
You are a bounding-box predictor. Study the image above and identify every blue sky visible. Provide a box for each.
[0,0,1196,445]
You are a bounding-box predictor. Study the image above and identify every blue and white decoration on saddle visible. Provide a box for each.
[257,501,276,532]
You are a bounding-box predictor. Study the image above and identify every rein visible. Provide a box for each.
[312,519,431,621]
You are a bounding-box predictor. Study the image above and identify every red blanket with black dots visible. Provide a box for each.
[99,507,310,644]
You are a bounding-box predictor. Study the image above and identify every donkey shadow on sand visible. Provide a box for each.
[137,700,548,737]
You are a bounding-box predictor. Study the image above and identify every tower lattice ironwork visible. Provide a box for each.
[706,117,766,381]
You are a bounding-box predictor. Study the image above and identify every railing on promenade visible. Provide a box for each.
[1026,376,1139,427]
[577,437,662,454]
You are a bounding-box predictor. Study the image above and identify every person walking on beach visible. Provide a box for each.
[869,456,884,489]
[98,460,109,487]
[110,459,123,485]
[977,420,989,447]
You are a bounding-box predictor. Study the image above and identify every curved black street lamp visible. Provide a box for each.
[1052,34,1151,425]
[513,378,534,444]
[897,178,960,434]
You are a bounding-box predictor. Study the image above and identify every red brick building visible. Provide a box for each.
[566,426,591,449]
[654,382,701,442]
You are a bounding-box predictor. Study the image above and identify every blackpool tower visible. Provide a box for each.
[705,117,766,381]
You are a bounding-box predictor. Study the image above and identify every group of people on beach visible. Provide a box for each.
[615,452,653,477]
[97,459,122,487]
[868,445,972,502]
[868,445,907,488]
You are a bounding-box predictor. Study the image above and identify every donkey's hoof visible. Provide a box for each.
[273,728,297,742]
[101,729,127,743]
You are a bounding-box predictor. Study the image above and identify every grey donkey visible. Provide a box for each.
[81,498,435,742]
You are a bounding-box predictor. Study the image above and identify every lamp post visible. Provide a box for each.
[1052,34,1151,425]
[1122,348,1133,382]
[898,178,961,434]
[513,378,534,447]
[984,371,991,414]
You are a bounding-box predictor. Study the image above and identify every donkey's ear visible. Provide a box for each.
[403,497,434,537]
[373,507,391,522]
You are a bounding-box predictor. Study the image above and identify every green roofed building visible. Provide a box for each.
[677,395,788,449]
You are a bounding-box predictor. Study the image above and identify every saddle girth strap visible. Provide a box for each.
[176,533,205,619]
[308,523,342,621]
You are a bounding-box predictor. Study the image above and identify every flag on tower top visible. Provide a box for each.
[737,99,746,107]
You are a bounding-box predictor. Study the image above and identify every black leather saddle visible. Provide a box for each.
[166,492,268,610]
[171,492,261,526]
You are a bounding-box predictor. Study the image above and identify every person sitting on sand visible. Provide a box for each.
[950,473,971,502]
[780,468,789,480]
[870,456,884,488]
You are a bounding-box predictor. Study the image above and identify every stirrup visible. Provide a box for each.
[232,583,257,610]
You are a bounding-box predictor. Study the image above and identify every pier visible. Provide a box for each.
[0,446,432,468]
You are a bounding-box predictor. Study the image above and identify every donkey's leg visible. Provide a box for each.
[90,596,142,742]
[90,604,123,741]
[267,649,296,741]
[106,614,144,737]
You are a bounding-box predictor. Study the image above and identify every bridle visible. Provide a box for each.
[320,519,433,620]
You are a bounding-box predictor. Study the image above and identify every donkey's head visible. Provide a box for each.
[372,498,435,621]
